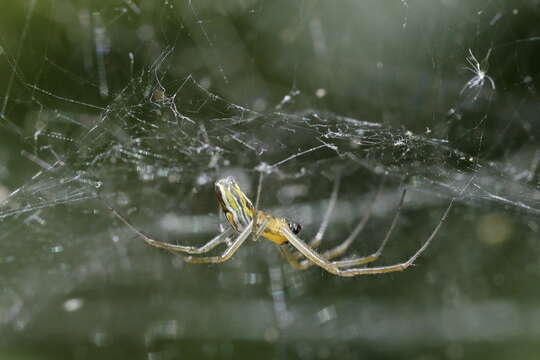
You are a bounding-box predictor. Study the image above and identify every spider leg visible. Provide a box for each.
[466,49,481,73]
[296,189,407,269]
[460,78,476,96]
[146,229,233,254]
[252,172,264,241]
[182,221,254,263]
[254,217,271,239]
[486,75,496,90]
[108,205,233,254]
[307,174,341,250]
[281,243,376,270]
[278,244,305,270]
[281,198,454,276]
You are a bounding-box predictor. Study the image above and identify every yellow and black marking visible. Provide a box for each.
[214,176,301,245]
[215,177,255,232]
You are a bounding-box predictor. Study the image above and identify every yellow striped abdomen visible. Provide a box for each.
[214,176,302,244]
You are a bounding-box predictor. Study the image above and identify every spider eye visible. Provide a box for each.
[288,221,302,234]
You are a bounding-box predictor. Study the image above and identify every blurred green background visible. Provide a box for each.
[0,0,539,359]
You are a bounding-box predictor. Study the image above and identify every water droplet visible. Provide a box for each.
[63,298,84,312]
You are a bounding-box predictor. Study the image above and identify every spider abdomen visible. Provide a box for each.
[214,176,301,244]
[215,176,255,232]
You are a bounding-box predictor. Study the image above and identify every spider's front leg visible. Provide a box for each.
[281,198,454,276]
[280,243,381,270]
[286,189,404,270]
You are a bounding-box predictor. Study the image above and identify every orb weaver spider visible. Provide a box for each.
[108,176,454,277]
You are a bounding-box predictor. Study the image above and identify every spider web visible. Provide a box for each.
[0,0,539,358]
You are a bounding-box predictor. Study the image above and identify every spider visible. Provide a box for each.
[108,176,454,277]
[460,48,496,101]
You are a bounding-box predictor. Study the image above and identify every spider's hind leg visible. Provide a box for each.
[182,218,271,264]
[108,205,234,254]
[181,222,254,263]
